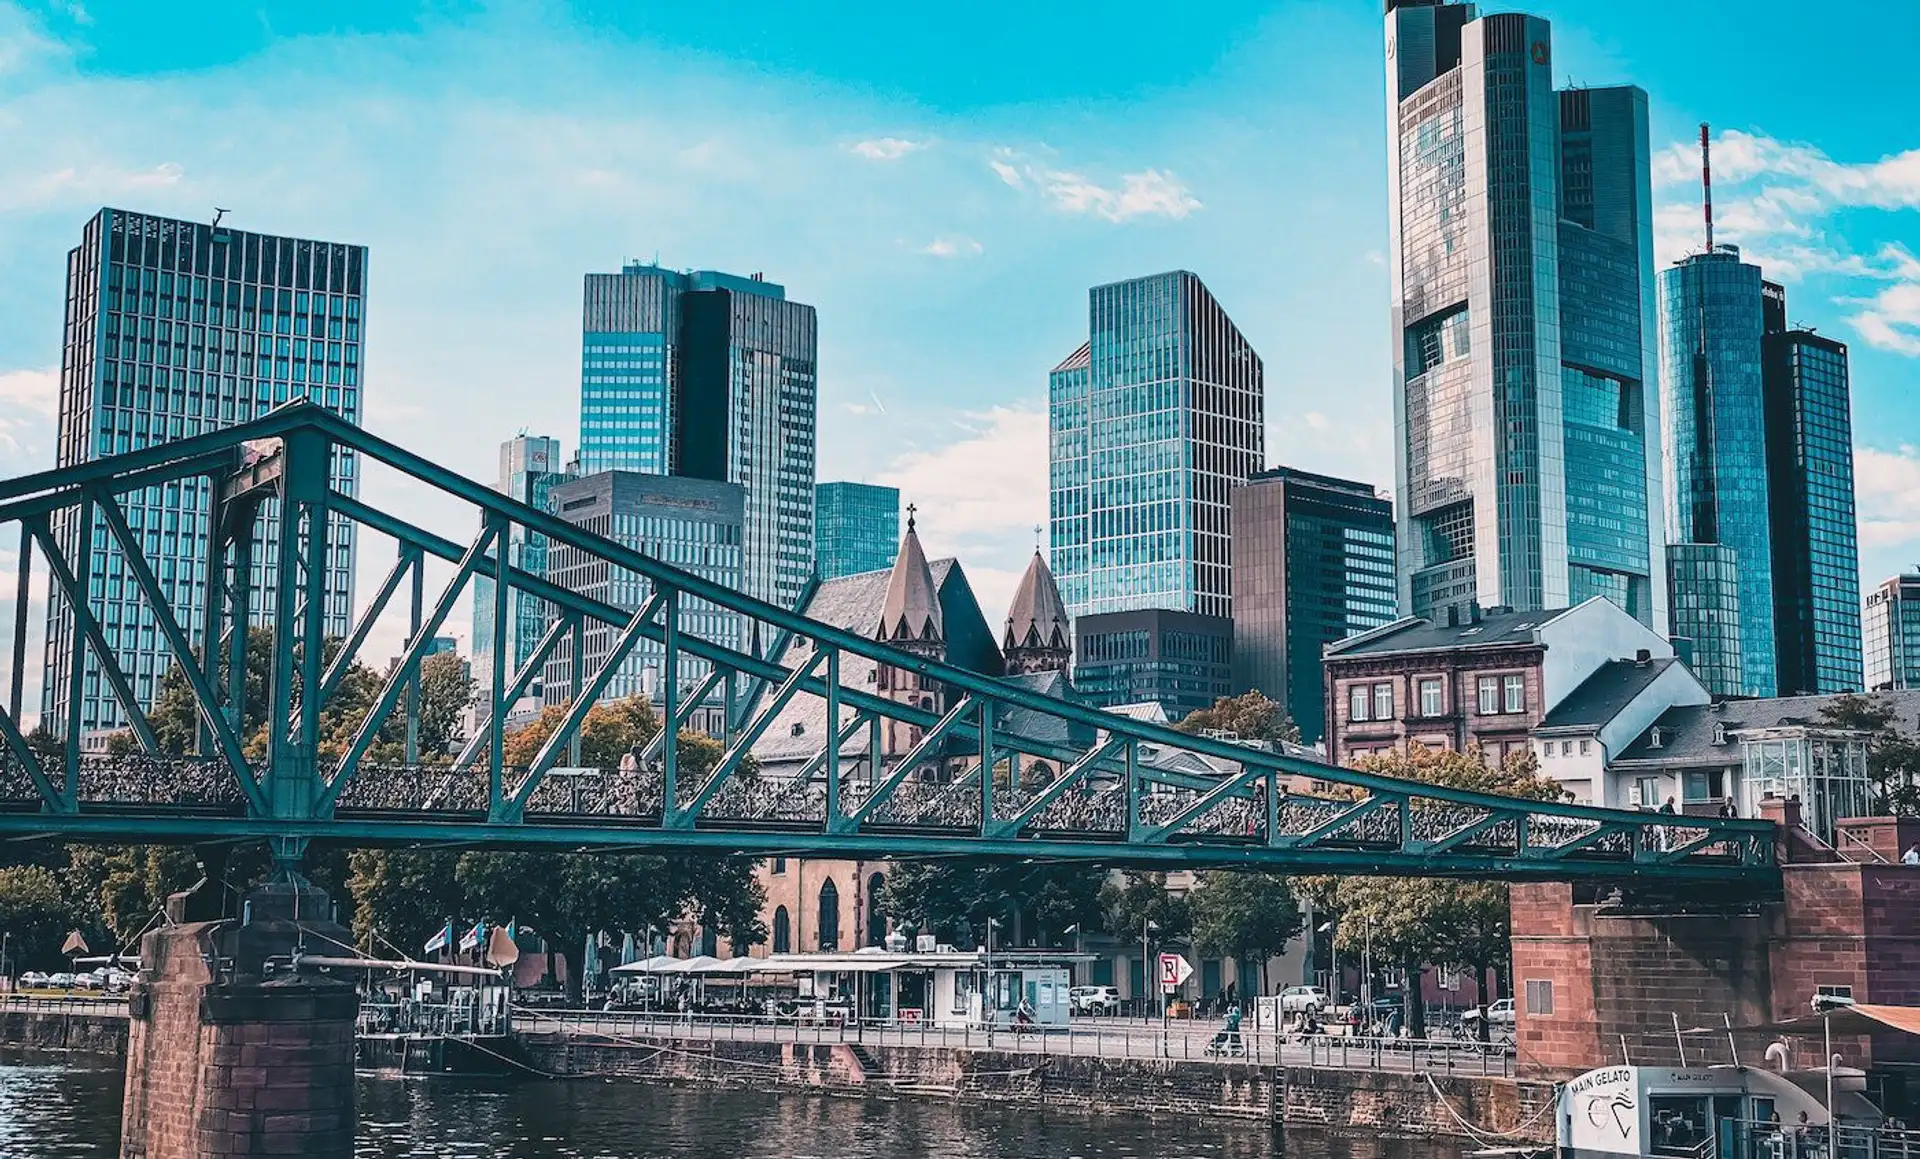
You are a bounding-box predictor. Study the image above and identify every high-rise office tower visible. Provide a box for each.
[1864,574,1920,692]
[578,263,817,613]
[1048,270,1263,621]
[473,435,565,705]
[45,208,366,740]
[1384,3,1664,630]
[1762,286,1862,696]
[543,471,745,714]
[814,482,900,580]
[1659,248,1773,698]
[1230,467,1397,745]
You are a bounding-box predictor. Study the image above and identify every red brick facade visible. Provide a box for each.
[1324,644,1546,766]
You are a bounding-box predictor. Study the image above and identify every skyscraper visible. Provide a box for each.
[814,482,899,580]
[473,434,565,705]
[1384,3,1664,629]
[1864,574,1920,693]
[1763,290,1862,696]
[46,208,366,739]
[1659,248,1773,698]
[1230,467,1397,744]
[1048,270,1263,621]
[578,263,817,612]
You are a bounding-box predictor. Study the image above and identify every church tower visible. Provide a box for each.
[875,506,945,755]
[1003,548,1071,676]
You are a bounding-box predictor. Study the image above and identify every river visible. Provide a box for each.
[0,1047,1469,1158]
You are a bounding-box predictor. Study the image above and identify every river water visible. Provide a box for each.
[0,1047,1468,1159]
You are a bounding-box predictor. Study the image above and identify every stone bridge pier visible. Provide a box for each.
[121,856,358,1159]
[1510,805,1920,1111]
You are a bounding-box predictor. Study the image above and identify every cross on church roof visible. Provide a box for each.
[906,502,918,532]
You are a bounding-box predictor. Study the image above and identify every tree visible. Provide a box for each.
[1099,871,1193,946]
[1190,872,1305,994]
[503,695,660,769]
[345,849,468,952]
[1300,745,1565,1038]
[1821,694,1920,815]
[881,860,1102,948]
[415,653,475,758]
[1175,691,1301,745]
[0,865,79,971]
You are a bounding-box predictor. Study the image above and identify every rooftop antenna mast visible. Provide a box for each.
[1701,122,1714,254]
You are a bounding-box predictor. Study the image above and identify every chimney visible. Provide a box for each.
[1469,604,1482,625]
[1634,648,1652,666]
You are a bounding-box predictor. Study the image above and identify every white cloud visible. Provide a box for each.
[918,236,982,258]
[0,367,57,417]
[990,150,1200,223]
[849,136,926,161]
[0,161,183,213]
[1855,446,1920,548]
[875,406,1047,552]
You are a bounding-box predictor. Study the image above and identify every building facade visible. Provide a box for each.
[1763,307,1862,696]
[1073,608,1233,720]
[1048,270,1264,621]
[814,481,899,581]
[46,208,366,739]
[542,471,744,711]
[1864,574,1920,692]
[1659,248,1775,698]
[1229,466,1396,745]
[578,263,817,613]
[1321,598,1676,769]
[472,435,564,706]
[1384,4,1664,629]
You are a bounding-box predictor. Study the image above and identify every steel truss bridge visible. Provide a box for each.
[0,404,1776,885]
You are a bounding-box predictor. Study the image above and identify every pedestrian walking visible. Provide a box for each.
[1903,843,1920,866]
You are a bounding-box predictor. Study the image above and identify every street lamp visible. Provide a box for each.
[1812,992,1855,1130]
[1141,918,1159,1022]
[1062,923,1082,986]
[985,916,1003,1038]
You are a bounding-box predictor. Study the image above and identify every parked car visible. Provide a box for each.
[17,971,48,989]
[75,970,103,991]
[1069,985,1120,1016]
[1276,985,1329,1013]
[47,973,75,990]
[1461,998,1516,1027]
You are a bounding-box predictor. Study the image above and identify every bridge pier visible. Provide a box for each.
[1511,805,1920,1108]
[121,866,358,1159]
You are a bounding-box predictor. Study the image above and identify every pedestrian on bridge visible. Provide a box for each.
[1903,843,1920,866]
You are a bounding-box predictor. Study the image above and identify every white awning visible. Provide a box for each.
[609,955,680,975]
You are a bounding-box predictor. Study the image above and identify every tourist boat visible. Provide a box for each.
[1557,1063,1873,1159]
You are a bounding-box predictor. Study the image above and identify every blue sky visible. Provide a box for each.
[2,0,1919,664]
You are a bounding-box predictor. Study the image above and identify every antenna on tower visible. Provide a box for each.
[1700,123,1714,254]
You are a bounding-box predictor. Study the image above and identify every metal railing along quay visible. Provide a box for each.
[0,994,130,1018]
[509,1008,1517,1077]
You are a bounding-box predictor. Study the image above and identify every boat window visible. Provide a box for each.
[1648,1097,1711,1156]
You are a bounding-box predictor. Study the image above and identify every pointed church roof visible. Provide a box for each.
[878,509,942,642]
[1004,549,1069,653]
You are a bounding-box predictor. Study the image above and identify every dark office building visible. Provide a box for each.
[1230,467,1396,744]
[1763,284,1863,695]
[1073,608,1233,720]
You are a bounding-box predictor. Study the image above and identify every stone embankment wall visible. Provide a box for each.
[0,1005,130,1054]
[519,1033,1558,1143]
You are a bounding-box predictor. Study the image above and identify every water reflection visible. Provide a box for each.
[1,1048,1466,1159]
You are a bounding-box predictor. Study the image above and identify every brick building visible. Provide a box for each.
[1321,598,1676,767]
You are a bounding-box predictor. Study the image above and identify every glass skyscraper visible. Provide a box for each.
[1658,248,1774,698]
[1763,300,1862,696]
[579,263,817,613]
[1385,3,1664,629]
[1073,608,1234,720]
[473,435,565,706]
[46,208,366,740]
[1864,574,1920,693]
[1048,270,1264,621]
[1229,467,1397,745]
[543,471,744,713]
[814,482,899,580]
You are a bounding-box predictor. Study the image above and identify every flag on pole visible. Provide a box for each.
[424,919,453,956]
[60,931,89,956]
[458,921,484,953]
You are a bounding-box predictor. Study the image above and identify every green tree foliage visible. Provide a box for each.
[1299,745,1565,1037]
[880,859,1103,948]
[1174,690,1301,744]
[0,865,80,971]
[503,696,661,769]
[1820,693,1920,815]
[345,849,467,952]
[1099,871,1193,945]
[1189,872,1305,994]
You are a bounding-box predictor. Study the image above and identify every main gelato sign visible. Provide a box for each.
[1566,1066,1639,1155]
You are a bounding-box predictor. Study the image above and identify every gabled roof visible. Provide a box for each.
[1004,550,1069,653]
[879,520,941,643]
[1324,606,1573,658]
[1612,689,1920,766]
[1536,658,1682,733]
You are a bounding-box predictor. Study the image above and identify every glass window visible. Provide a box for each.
[1503,675,1525,714]
[1418,678,1443,718]
[1348,685,1369,722]
[1476,676,1499,715]
[1372,683,1393,722]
